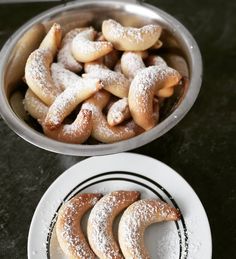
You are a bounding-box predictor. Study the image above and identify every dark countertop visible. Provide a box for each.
[0,0,235,258]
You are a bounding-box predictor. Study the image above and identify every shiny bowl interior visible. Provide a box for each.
[0,0,202,156]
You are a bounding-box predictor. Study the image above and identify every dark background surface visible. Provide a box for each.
[0,0,235,258]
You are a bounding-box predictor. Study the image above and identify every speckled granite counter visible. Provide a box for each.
[0,0,235,258]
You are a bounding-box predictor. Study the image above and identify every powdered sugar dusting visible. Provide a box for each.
[46,74,100,128]
[51,63,83,90]
[121,52,145,79]
[119,199,180,259]
[61,109,91,136]
[46,87,78,125]
[84,68,129,98]
[85,68,123,85]
[130,66,179,113]
[107,97,130,125]
[57,28,85,72]
[72,29,112,55]
[88,191,139,258]
[84,62,108,73]
[82,102,134,143]
[155,227,180,258]
[88,193,122,258]
[57,44,82,73]
[57,194,101,259]
[26,49,60,97]
[105,19,159,44]
[183,218,202,259]
[61,28,86,46]
[153,217,202,259]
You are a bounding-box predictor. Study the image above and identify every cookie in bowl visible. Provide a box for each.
[22,19,183,145]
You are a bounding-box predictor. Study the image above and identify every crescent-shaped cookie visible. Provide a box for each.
[128,65,181,130]
[56,193,102,259]
[25,48,61,106]
[102,19,162,51]
[51,62,102,91]
[25,23,62,105]
[120,51,146,79]
[118,199,181,259]
[106,96,160,128]
[81,91,136,143]
[83,67,130,98]
[39,22,62,57]
[57,28,86,72]
[23,88,48,121]
[24,89,93,144]
[44,68,103,130]
[71,27,113,62]
[145,56,176,98]
[95,36,120,69]
[43,109,93,144]
[87,191,140,259]
[107,97,131,126]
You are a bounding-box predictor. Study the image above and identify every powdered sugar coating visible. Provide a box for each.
[84,68,130,98]
[45,74,101,129]
[119,199,180,259]
[129,65,180,114]
[25,48,61,105]
[102,19,162,51]
[51,63,83,90]
[57,44,82,73]
[87,191,140,259]
[46,87,79,126]
[154,227,180,259]
[43,109,92,144]
[23,17,185,144]
[57,28,86,72]
[56,193,102,259]
[121,52,146,79]
[107,97,131,126]
[60,116,89,136]
[73,29,98,53]
[61,28,88,46]
[27,49,51,90]
[82,100,135,143]
[84,61,108,74]
[63,110,91,137]
[105,19,159,44]
[72,28,113,62]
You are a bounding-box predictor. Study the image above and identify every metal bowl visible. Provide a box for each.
[0,0,202,156]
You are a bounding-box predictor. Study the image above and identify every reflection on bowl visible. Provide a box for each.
[0,0,202,156]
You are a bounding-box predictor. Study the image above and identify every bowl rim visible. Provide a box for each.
[0,0,202,156]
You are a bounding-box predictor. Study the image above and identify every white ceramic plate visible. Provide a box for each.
[28,153,212,259]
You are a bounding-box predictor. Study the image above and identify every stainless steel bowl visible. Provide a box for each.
[0,0,202,156]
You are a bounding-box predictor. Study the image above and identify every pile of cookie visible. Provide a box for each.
[56,191,180,258]
[23,19,182,144]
